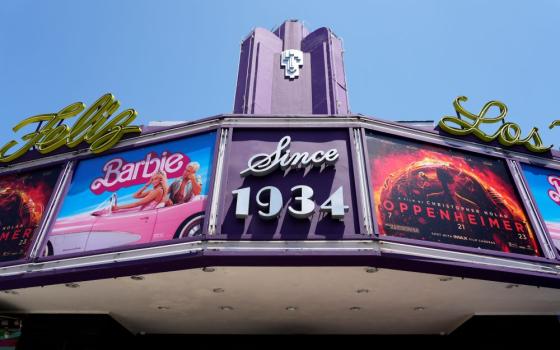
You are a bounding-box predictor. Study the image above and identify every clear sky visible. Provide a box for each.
[2,0,560,148]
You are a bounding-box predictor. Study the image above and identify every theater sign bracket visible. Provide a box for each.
[233,136,349,221]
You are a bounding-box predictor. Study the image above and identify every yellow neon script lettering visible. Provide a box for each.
[0,94,142,163]
[438,96,552,153]
[549,120,560,130]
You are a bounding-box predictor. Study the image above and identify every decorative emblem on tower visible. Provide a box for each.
[280,49,304,79]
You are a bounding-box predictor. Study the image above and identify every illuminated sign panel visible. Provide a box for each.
[365,131,542,257]
[43,132,216,257]
[0,166,62,261]
[219,129,359,239]
[521,164,560,252]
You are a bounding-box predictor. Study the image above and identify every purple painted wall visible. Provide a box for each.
[233,20,350,115]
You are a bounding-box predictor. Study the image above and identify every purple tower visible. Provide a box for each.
[233,20,350,115]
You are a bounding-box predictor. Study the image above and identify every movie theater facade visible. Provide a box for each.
[0,21,559,336]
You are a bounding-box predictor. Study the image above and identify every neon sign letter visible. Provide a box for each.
[0,93,142,163]
[438,96,552,153]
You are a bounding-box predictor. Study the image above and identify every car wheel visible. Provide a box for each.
[174,214,205,239]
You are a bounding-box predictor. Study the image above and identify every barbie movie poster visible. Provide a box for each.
[366,132,542,257]
[521,163,560,252]
[0,167,61,261]
[45,132,215,257]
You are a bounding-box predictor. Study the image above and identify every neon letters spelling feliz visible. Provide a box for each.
[90,151,189,194]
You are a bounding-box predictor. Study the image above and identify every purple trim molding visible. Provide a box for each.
[0,248,558,292]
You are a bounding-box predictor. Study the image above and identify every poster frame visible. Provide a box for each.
[0,163,68,267]
[361,127,555,264]
[211,126,368,240]
[34,127,221,262]
[515,160,560,260]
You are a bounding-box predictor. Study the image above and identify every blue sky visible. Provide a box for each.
[2,0,560,148]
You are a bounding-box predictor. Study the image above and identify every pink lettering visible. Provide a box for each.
[90,151,189,194]
[547,175,560,204]
[399,202,408,212]
[383,200,394,211]
[426,207,435,218]
[489,217,500,229]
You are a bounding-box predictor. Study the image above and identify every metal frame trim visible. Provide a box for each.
[351,128,373,235]
[207,128,229,235]
[0,239,558,282]
[28,161,75,259]
[379,241,560,275]
[510,159,560,260]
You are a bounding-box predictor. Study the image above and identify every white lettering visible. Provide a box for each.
[240,136,339,177]
[165,153,184,173]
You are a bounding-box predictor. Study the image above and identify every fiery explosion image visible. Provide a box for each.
[0,167,61,261]
[366,133,541,256]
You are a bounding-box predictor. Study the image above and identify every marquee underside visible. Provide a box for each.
[0,266,558,334]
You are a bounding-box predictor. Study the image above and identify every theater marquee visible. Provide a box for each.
[0,103,558,291]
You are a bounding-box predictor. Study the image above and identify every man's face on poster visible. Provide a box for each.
[182,163,198,179]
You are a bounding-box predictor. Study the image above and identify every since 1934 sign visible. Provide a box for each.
[218,129,360,239]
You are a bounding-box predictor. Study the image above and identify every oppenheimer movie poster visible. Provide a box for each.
[0,167,61,261]
[366,132,542,256]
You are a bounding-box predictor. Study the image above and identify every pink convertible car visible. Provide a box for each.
[44,194,207,256]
